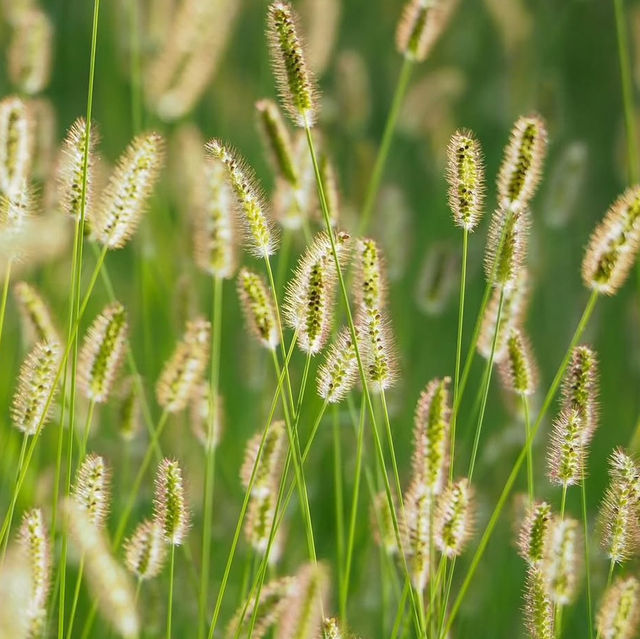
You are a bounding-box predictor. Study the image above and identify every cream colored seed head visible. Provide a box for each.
[206,139,276,257]
[434,478,474,558]
[371,490,398,555]
[547,409,587,487]
[322,618,344,639]
[316,327,359,403]
[0,96,33,198]
[498,327,538,396]
[156,318,210,413]
[11,340,60,435]
[190,382,223,451]
[518,501,552,566]
[524,566,554,639]
[542,516,581,606]
[153,458,189,546]
[240,421,286,497]
[78,302,128,403]
[597,576,640,639]
[14,280,59,345]
[118,378,140,441]
[245,489,278,554]
[402,479,431,593]
[0,177,31,233]
[562,345,599,444]
[267,1,318,127]
[124,519,167,580]
[73,454,111,529]
[93,132,165,249]
[582,186,640,295]
[238,267,280,351]
[396,0,450,63]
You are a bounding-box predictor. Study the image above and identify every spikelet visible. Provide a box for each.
[396,0,452,63]
[240,421,286,497]
[73,454,111,529]
[316,327,359,403]
[547,409,587,487]
[226,575,297,639]
[18,508,51,636]
[447,129,485,231]
[0,544,33,639]
[524,566,554,639]
[582,186,640,295]
[561,345,599,443]
[56,117,98,221]
[484,206,530,291]
[267,2,318,127]
[190,382,223,451]
[498,327,538,396]
[118,378,140,441]
[124,519,167,580]
[497,115,548,211]
[238,268,280,350]
[542,516,581,605]
[0,96,33,198]
[518,501,552,566]
[277,563,329,639]
[63,499,139,638]
[193,156,237,278]
[11,341,60,435]
[322,618,346,639]
[256,99,299,187]
[78,302,128,403]
[8,7,53,95]
[371,491,398,555]
[597,576,640,639]
[434,478,474,558]
[14,281,58,345]
[402,480,431,593]
[153,458,189,546]
[206,139,276,257]
[156,318,210,413]
[92,132,164,249]
[284,232,350,354]
[412,377,451,495]
[599,449,640,563]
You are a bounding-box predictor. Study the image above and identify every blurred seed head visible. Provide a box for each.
[118,377,141,442]
[0,96,34,198]
[73,454,111,529]
[240,421,286,498]
[415,242,458,315]
[434,477,474,558]
[498,327,538,396]
[402,479,431,593]
[561,345,599,444]
[190,382,223,451]
[396,0,455,63]
[524,565,554,639]
[124,519,167,581]
[597,576,640,639]
[371,490,398,556]
[542,516,581,606]
[317,327,359,403]
[14,280,58,346]
[238,268,280,351]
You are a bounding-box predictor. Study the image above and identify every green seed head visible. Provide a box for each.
[0,96,33,198]
[14,280,59,345]
[396,0,451,63]
[153,458,189,546]
[238,267,280,351]
[524,566,554,639]
[498,327,538,396]
[434,478,474,558]
[597,576,640,639]
[317,327,359,403]
[125,519,167,580]
[542,516,581,606]
[548,409,587,487]
[518,501,552,566]
[73,454,111,529]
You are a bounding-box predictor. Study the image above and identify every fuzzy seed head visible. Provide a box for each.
[355,238,385,313]
[156,318,210,413]
[256,99,299,186]
[11,341,60,435]
[206,139,276,257]
[0,96,33,198]
[396,0,450,63]
[245,489,278,554]
[153,458,189,546]
[0,178,31,233]
[547,409,587,487]
[238,268,280,350]
[18,508,51,636]
[447,129,485,231]
[73,454,111,529]
[402,480,432,593]
[412,377,451,495]
[190,382,223,451]
[118,378,140,441]
[518,501,552,566]
[267,2,318,127]
[524,566,554,639]
[434,478,474,558]
[597,576,640,639]
[240,421,286,497]
[78,302,128,403]
[371,491,398,555]
[561,345,599,444]
[542,516,581,606]
[582,186,640,295]
[497,115,548,211]
[498,327,538,396]
[316,327,359,403]
[14,281,58,345]
[125,519,167,580]
[93,132,164,249]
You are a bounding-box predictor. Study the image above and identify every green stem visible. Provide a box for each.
[79,399,96,462]
[129,0,142,134]
[581,474,594,639]
[333,407,346,608]
[65,554,85,639]
[0,432,28,560]
[167,543,176,639]
[0,258,13,355]
[522,394,534,503]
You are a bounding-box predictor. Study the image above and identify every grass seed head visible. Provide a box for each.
[73,453,111,529]
[316,327,359,403]
[0,96,33,198]
[561,345,599,444]
[402,479,432,593]
[238,267,280,351]
[547,408,587,487]
[597,576,640,639]
[434,477,475,558]
[518,501,552,566]
[498,327,538,396]
[153,458,189,546]
[14,280,59,345]
[542,516,581,606]
[190,382,223,451]
[524,565,555,639]
[396,0,451,63]
[240,420,286,497]
[371,490,398,555]
[124,519,167,581]
[118,377,140,441]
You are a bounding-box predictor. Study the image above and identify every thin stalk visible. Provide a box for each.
[522,394,534,503]
[65,554,85,639]
[129,0,142,134]
[79,399,96,462]
[581,475,594,639]
[560,484,568,520]
[333,407,346,606]
[391,581,411,639]
[441,290,599,637]
[0,259,13,354]
[380,388,405,535]
[276,227,292,293]
[167,543,176,639]
[450,229,468,478]
[358,57,413,235]
[0,432,28,560]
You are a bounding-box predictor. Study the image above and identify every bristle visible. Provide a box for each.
[193,156,237,278]
[582,186,640,295]
[396,0,451,63]
[447,129,485,231]
[434,478,474,558]
[238,268,280,350]
[597,576,640,639]
[124,519,167,580]
[599,448,640,563]
[73,453,111,529]
[547,409,587,487]
[92,132,164,249]
[524,566,554,639]
[11,341,60,435]
[156,318,211,413]
[0,96,33,198]
[402,479,431,593]
[412,377,451,495]
[498,327,538,396]
[63,499,139,638]
[8,7,53,95]
[316,327,359,403]
[256,99,299,186]
[206,139,277,257]
[561,345,599,444]
[267,1,318,127]
[518,501,552,566]
[78,302,128,403]
[497,115,548,211]
[18,508,51,636]
[13,280,59,345]
[542,516,581,606]
[240,421,286,497]
[153,458,189,546]
[284,232,350,355]
[371,490,398,555]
